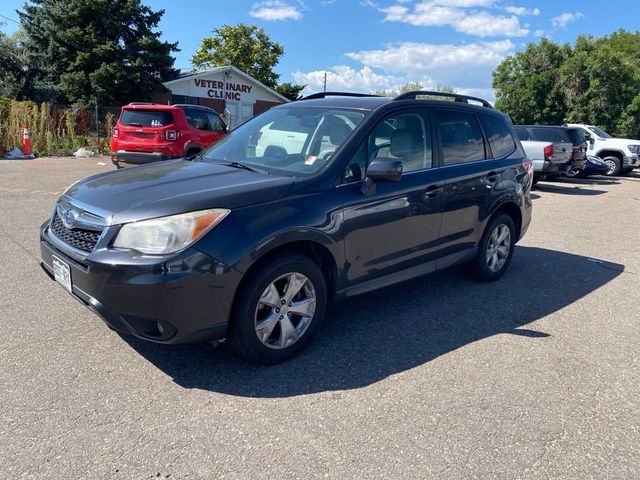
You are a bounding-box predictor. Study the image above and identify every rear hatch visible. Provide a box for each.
[117,108,175,147]
[548,142,572,164]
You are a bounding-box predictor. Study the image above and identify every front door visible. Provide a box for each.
[339,108,444,290]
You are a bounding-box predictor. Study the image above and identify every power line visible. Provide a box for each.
[0,13,20,24]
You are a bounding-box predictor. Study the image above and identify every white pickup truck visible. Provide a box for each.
[565,124,640,176]
[519,140,572,185]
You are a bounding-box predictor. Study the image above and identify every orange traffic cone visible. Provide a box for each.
[22,126,33,155]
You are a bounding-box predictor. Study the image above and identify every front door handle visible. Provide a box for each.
[424,185,443,198]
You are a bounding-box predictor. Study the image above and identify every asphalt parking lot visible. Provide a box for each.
[1,157,639,479]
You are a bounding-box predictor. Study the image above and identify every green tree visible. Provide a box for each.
[0,26,24,98]
[275,82,306,101]
[18,0,179,105]
[193,24,284,89]
[493,38,571,125]
[373,81,424,97]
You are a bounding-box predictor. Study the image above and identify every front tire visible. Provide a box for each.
[468,213,516,282]
[230,254,327,364]
[603,156,621,176]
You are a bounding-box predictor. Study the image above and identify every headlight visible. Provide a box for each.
[113,208,230,254]
[628,145,640,154]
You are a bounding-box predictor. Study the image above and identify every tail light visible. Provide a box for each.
[543,145,554,158]
[165,130,178,141]
[523,158,533,173]
[112,127,119,138]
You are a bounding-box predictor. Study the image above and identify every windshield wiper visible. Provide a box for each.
[221,161,268,174]
[125,122,143,127]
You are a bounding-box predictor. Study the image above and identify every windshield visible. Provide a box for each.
[200,106,366,175]
[588,126,611,138]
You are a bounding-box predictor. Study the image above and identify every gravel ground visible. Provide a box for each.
[1,157,639,479]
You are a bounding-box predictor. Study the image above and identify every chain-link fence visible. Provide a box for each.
[0,98,121,156]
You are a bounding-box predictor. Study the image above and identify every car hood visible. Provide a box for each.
[596,137,640,146]
[62,159,295,225]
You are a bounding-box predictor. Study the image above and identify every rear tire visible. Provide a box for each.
[468,213,516,282]
[230,254,327,364]
[603,156,621,176]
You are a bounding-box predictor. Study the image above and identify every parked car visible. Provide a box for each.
[514,125,583,183]
[516,138,571,185]
[565,155,610,178]
[40,91,532,364]
[565,123,640,176]
[110,103,227,168]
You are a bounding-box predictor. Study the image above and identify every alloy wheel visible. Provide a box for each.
[485,224,511,273]
[254,272,317,349]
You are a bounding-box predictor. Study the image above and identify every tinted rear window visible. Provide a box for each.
[120,109,173,127]
[513,127,532,141]
[531,128,571,143]
[437,110,486,165]
[566,128,587,145]
[479,114,516,158]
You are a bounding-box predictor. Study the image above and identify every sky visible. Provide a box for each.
[1,0,639,102]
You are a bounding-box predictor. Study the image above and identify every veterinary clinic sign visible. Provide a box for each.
[194,79,253,101]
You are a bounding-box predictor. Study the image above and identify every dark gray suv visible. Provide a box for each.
[40,91,533,364]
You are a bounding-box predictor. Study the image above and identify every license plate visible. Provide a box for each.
[52,255,72,293]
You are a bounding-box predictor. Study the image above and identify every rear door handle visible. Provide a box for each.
[486,171,498,182]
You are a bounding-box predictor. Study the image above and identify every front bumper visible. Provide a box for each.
[39,222,243,344]
[623,154,640,168]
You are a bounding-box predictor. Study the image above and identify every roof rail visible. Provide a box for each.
[171,103,214,110]
[127,102,157,105]
[393,91,493,108]
[300,92,382,101]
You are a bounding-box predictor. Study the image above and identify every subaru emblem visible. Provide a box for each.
[63,209,78,229]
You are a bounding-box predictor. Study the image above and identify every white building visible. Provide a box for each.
[154,66,289,127]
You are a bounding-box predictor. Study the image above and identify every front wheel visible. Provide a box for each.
[468,213,516,282]
[230,254,327,364]
[603,156,621,176]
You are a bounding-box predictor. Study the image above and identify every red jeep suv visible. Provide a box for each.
[111,103,228,168]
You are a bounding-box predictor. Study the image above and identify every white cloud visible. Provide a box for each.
[293,66,406,94]
[293,39,513,100]
[380,1,528,37]
[249,1,303,21]
[533,29,546,37]
[504,6,540,16]
[455,12,528,36]
[551,12,584,28]
[346,40,514,85]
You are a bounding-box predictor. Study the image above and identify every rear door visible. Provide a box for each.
[436,108,516,266]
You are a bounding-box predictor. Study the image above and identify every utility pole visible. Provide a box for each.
[323,72,327,92]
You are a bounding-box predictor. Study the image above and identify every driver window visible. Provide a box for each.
[342,111,432,184]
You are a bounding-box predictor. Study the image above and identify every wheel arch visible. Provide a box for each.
[488,200,522,241]
[595,149,623,161]
[232,234,342,314]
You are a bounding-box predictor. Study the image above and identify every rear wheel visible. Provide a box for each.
[603,156,621,176]
[230,254,327,364]
[185,148,201,157]
[468,213,516,282]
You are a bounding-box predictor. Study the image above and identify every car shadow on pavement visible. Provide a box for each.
[533,183,608,195]
[122,246,623,397]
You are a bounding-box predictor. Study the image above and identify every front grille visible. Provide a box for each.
[51,213,102,253]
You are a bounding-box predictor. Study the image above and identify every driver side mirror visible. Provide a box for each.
[361,159,403,196]
[583,132,594,143]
